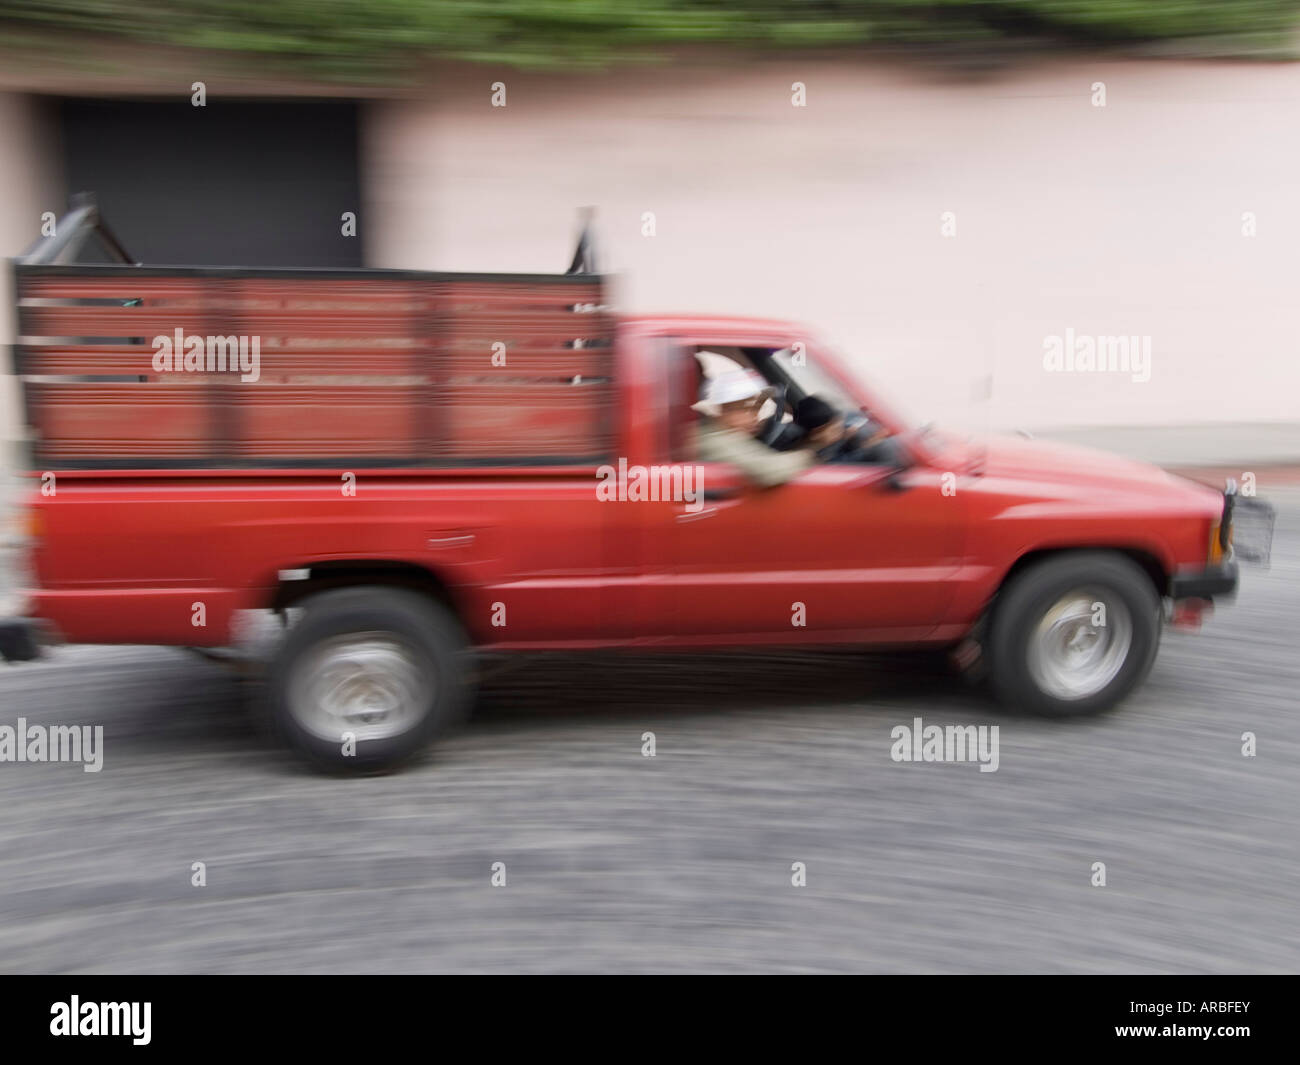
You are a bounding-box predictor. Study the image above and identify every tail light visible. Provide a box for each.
[0,505,41,615]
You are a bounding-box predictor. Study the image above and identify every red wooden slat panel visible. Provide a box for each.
[20,277,212,302]
[21,306,215,337]
[234,385,420,458]
[230,279,434,310]
[21,353,608,383]
[439,395,615,457]
[442,280,604,304]
[20,306,424,339]
[20,344,158,376]
[21,276,435,307]
[20,345,451,377]
[17,270,614,466]
[27,383,215,460]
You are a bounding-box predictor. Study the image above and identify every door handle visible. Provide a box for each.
[426,534,476,549]
[703,487,741,501]
[676,506,718,523]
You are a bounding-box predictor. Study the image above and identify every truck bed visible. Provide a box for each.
[12,264,614,469]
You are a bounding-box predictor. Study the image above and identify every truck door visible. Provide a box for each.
[662,340,962,643]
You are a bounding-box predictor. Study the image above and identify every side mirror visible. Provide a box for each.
[850,439,914,491]
[884,440,919,489]
[883,462,911,492]
[841,461,908,492]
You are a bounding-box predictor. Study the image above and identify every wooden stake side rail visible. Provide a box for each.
[13,270,615,468]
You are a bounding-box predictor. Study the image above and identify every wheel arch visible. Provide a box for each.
[267,560,463,620]
[998,545,1169,603]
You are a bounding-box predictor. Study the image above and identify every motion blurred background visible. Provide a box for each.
[2,0,1300,476]
[0,1,1298,975]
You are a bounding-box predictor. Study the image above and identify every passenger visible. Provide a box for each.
[692,369,815,488]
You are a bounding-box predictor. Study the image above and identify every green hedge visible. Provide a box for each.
[1,1,1297,80]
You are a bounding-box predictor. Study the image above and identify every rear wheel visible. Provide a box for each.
[987,552,1161,717]
[267,587,470,772]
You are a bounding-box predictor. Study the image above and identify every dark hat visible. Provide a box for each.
[793,395,839,431]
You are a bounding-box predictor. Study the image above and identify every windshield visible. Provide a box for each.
[771,347,860,413]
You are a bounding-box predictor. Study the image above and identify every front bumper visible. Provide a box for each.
[1169,560,1239,601]
[0,617,47,662]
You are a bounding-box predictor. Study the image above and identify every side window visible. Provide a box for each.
[768,346,897,465]
[695,348,750,381]
[672,345,786,461]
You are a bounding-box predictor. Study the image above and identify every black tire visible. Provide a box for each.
[267,586,470,772]
[987,552,1161,717]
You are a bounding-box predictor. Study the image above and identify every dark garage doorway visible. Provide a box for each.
[59,98,363,268]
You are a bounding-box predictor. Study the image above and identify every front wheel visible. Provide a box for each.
[267,587,471,772]
[987,552,1161,717]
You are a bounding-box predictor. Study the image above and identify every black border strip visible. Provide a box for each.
[12,262,607,284]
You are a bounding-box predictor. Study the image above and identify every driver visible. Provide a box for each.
[793,395,848,458]
[793,393,894,463]
[692,369,816,487]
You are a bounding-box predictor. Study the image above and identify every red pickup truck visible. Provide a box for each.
[0,201,1260,771]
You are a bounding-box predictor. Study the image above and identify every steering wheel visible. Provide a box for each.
[756,384,788,447]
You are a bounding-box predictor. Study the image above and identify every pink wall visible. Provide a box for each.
[366,57,1300,434]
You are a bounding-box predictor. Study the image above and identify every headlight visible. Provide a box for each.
[1208,519,1231,566]
[1210,479,1237,566]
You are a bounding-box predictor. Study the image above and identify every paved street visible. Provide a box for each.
[0,492,1296,974]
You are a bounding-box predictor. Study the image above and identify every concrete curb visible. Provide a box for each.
[1038,423,1300,470]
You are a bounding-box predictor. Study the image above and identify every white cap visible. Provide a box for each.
[692,368,774,416]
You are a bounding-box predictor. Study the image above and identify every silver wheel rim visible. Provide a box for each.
[1026,589,1132,701]
[288,632,432,743]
